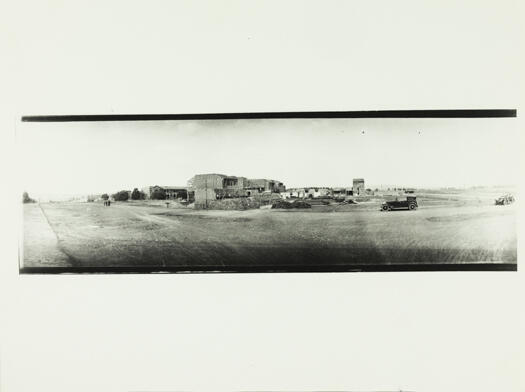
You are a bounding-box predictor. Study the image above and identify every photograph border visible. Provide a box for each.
[19,108,518,274]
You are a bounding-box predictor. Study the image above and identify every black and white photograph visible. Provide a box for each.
[19,114,517,273]
[3,1,525,392]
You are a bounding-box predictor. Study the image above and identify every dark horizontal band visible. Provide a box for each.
[21,109,517,122]
[19,263,517,274]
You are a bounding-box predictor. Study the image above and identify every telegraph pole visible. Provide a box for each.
[205,177,208,209]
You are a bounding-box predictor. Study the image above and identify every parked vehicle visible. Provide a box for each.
[495,194,515,205]
[381,196,418,211]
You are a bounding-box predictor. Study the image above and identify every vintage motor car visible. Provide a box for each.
[381,196,418,211]
[495,194,515,205]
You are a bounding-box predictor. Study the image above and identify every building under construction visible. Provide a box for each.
[189,173,285,209]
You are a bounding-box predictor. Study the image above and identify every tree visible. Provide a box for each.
[101,194,109,200]
[112,190,129,201]
[22,191,36,203]
[150,188,166,200]
[131,188,144,200]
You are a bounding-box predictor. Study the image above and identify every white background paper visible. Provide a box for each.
[2,1,524,391]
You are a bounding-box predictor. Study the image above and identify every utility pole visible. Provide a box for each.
[205,177,208,209]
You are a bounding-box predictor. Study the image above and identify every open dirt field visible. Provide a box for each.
[21,188,517,271]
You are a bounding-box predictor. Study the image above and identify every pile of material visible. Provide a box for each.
[292,200,312,208]
[271,200,312,209]
[197,198,262,210]
[271,200,293,209]
[306,199,331,206]
[253,193,283,206]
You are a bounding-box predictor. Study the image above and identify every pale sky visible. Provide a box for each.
[18,118,518,198]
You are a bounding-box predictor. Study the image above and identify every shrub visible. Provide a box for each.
[292,200,312,209]
[131,188,145,200]
[150,188,166,200]
[112,190,129,201]
[22,191,36,203]
[271,200,293,209]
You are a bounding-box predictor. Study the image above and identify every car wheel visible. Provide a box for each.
[382,205,388,211]
[409,204,415,210]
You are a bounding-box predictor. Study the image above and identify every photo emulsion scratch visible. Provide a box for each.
[18,113,518,273]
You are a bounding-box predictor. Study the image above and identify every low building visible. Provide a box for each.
[282,187,331,199]
[282,188,306,198]
[141,185,163,199]
[304,187,331,198]
[162,186,188,200]
[246,179,286,194]
[142,185,188,200]
[332,187,353,198]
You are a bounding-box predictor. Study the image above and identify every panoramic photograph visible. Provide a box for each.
[18,116,518,272]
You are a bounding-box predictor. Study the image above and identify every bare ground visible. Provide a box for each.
[22,191,517,270]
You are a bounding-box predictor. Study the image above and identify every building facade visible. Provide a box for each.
[162,186,188,200]
[190,173,285,208]
[332,187,353,198]
[352,178,365,196]
[141,185,163,199]
[281,187,331,199]
[246,179,286,194]
[191,174,244,208]
[142,185,188,200]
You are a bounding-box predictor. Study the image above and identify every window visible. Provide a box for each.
[224,178,238,187]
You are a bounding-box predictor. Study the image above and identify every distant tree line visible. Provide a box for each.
[112,190,130,201]
[131,188,147,200]
[109,188,147,202]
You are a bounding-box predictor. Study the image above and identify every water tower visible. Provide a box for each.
[353,178,365,196]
